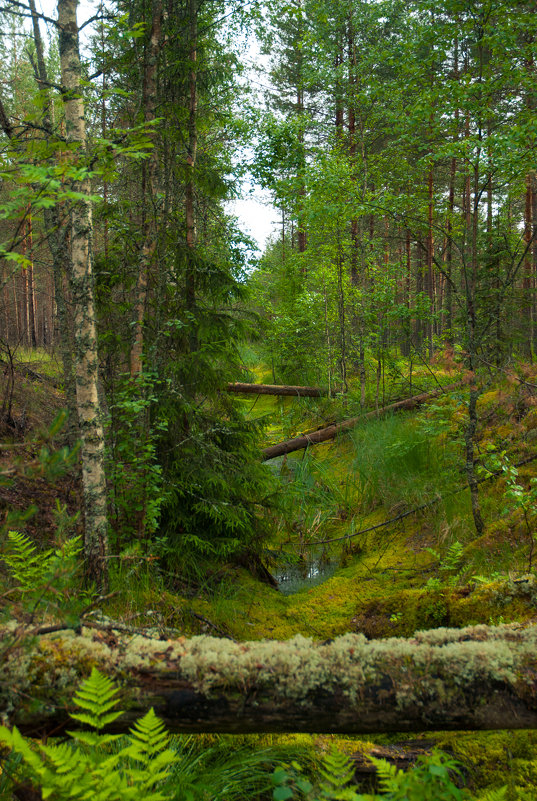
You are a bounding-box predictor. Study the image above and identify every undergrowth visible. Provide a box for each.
[0,669,507,801]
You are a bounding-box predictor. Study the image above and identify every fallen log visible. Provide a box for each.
[227,382,326,397]
[262,382,463,460]
[2,622,537,736]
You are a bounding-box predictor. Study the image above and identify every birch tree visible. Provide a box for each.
[57,0,108,590]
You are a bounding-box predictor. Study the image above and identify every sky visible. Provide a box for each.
[36,0,277,253]
[228,187,278,253]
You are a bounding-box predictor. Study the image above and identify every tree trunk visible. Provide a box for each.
[226,382,325,397]
[184,0,198,345]
[3,623,537,736]
[401,228,412,357]
[532,171,537,356]
[28,0,78,439]
[130,0,161,376]
[58,0,108,590]
[523,173,533,358]
[262,382,463,460]
[26,214,37,348]
[426,167,434,356]
[336,242,348,393]
[445,37,459,344]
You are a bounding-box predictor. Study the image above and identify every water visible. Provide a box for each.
[272,553,338,595]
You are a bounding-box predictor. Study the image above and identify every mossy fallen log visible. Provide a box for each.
[2,622,537,736]
[226,382,325,397]
[262,382,464,460]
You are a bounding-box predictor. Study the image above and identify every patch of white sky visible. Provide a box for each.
[34,0,277,253]
[223,18,278,255]
[37,0,97,36]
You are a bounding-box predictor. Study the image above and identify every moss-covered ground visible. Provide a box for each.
[93,360,537,798]
[5,353,537,797]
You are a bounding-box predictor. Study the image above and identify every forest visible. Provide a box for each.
[0,0,537,798]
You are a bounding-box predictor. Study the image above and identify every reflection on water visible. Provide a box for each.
[273,555,337,595]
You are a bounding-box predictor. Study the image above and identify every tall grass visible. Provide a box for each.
[272,408,472,557]
[348,413,463,516]
[274,451,362,548]
[164,736,280,800]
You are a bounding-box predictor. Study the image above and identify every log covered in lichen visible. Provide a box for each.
[2,623,537,736]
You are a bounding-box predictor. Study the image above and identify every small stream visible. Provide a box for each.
[272,551,338,595]
[265,450,340,594]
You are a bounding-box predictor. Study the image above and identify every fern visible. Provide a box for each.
[0,668,177,801]
[369,751,465,800]
[2,530,54,590]
[2,529,83,601]
[478,790,507,801]
[122,709,178,793]
[69,667,123,730]
[318,748,358,800]
[271,748,469,801]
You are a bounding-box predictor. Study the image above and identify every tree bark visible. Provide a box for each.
[262,382,463,460]
[58,0,108,590]
[426,167,434,356]
[130,0,161,376]
[226,382,326,397]
[28,0,78,440]
[26,214,37,348]
[523,172,533,358]
[3,623,537,736]
[184,0,198,342]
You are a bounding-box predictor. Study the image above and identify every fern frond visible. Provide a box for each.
[54,535,83,561]
[479,788,507,801]
[70,667,122,730]
[3,531,53,589]
[123,708,177,791]
[1,675,178,801]
[367,756,401,793]
[129,709,169,755]
[39,741,80,772]
[318,747,357,797]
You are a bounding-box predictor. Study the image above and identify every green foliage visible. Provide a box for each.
[69,669,123,731]
[157,392,274,573]
[317,749,358,800]
[0,672,295,801]
[89,0,276,580]
[480,450,537,571]
[427,540,465,587]
[2,530,54,591]
[349,414,462,517]
[271,749,470,801]
[1,529,82,600]
[368,752,465,800]
[478,789,507,801]
[0,668,177,801]
[166,735,288,801]
[275,453,355,545]
[106,372,169,545]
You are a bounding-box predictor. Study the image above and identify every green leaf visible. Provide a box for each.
[272,768,289,785]
[273,787,294,801]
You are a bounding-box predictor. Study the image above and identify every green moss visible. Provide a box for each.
[437,730,537,800]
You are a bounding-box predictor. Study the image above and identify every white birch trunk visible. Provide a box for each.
[58,0,108,590]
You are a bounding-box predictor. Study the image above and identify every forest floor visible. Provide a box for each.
[3,351,537,798]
